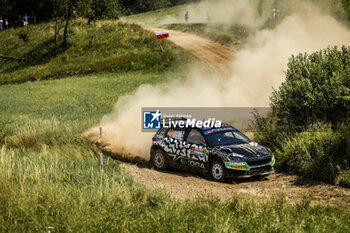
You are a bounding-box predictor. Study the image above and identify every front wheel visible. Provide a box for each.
[151,149,168,170]
[210,160,226,182]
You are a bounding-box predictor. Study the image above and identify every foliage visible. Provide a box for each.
[271,46,350,130]
[0,0,199,24]
[92,0,121,19]
[0,20,191,85]
[254,46,350,187]
[342,0,350,18]
[272,124,350,186]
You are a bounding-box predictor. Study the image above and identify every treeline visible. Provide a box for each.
[0,0,201,23]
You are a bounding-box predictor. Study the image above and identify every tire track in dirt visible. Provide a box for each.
[123,163,350,205]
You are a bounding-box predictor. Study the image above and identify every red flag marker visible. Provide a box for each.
[155,31,169,39]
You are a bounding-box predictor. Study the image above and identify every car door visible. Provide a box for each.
[185,129,209,170]
[163,128,189,167]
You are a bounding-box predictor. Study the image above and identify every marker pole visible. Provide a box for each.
[157,39,164,52]
[99,127,103,168]
[99,152,103,166]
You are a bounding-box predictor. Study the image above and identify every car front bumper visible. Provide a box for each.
[226,166,274,178]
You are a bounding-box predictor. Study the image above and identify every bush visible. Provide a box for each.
[271,46,350,130]
[254,46,350,186]
[273,124,349,185]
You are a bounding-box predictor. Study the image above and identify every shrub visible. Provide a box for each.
[271,46,350,130]
[273,124,350,186]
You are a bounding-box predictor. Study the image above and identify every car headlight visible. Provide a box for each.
[229,153,246,163]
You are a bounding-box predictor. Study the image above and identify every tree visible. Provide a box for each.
[270,46,350,130]
[92,0,120,19]
[51,0,91,47]
[342,0,350,19]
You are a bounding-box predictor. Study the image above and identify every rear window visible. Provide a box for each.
[167,129,185,140]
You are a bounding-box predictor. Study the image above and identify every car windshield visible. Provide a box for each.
[206,130,251,146]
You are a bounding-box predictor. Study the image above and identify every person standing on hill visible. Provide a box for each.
[185,11,189,23]
[4,19,8,29]
[23,14,28,26]
[87,8,96,25]
[0,18,3,31]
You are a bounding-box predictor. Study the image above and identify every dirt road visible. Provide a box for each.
[149,28,234,78]
[123,163,350,205]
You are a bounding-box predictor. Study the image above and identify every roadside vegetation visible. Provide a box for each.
[254,46,350,187]
[0,20,191,85]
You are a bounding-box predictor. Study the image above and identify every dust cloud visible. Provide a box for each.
[84,0,350,160]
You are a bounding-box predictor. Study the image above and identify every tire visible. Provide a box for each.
[151,149,168,170]
[210,160,226,182]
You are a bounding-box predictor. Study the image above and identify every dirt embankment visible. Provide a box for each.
[149,28,234,78]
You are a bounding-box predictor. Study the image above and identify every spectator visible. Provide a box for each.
[17,15,23,27]
[185,11,189,23]
[87,8,96,25]
[0,18,3,31]
[33,15,37,24]
[272,8,276,20]
[4,19,8,29]
[23,13,28,26]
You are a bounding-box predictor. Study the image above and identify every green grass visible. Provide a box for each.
[0,19,190,85]
[122,4,189,25]
[1,145,350,232]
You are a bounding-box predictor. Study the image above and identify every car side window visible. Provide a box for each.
[187,129,206,145]
[167,129,185,140]
[157,128,168,136]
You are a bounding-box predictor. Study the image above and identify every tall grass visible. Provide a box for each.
[1,144,350,232]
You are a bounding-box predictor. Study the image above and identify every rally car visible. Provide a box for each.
[150,121,275,182]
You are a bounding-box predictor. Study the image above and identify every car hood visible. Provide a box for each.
[218,143,271,159]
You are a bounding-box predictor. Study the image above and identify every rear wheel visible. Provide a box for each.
[151,149,168,170]
[210,160,226,182]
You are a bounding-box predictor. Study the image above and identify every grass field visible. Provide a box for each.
[1,7,350,232]
[0,19,191,85]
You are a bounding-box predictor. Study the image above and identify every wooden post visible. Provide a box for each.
[157,40,164,52]
[99,127,103,168]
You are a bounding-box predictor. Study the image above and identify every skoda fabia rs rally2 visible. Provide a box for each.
[150,122,275,182]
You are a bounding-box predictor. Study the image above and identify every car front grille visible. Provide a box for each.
[247,157,272,167]
[249,165,272,174]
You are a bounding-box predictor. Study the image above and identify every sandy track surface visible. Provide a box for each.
[148,28,234,78]
[123,163,350,205]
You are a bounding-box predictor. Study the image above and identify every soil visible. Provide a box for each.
[123,163,350,205]
[149,28,234,78]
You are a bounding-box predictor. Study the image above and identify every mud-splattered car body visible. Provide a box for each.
[150,124,275,182]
